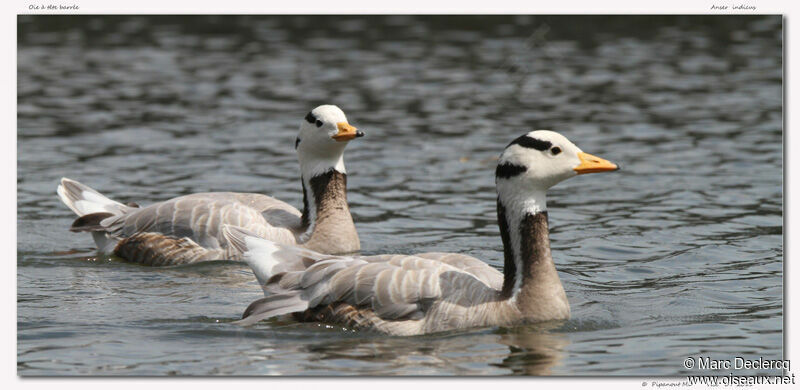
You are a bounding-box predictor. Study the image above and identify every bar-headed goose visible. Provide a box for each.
[57,104,364,266]
[222,130,619,335]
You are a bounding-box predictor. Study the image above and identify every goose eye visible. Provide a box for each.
[315,120,323,128]
[551,147,562,155]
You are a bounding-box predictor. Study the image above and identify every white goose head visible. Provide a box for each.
[495,130,618,213]
[295,104,364,177]
[494,130,619,302]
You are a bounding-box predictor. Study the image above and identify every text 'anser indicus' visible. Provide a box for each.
[223,130,619,335]
[57,104,364,266]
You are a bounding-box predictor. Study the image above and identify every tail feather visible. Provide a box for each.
[222,225,339,326]
[222,225,332,286]
[57,178,130,217]
[222,225,283,287]
[222,224,252,254]
[69,212,114,232]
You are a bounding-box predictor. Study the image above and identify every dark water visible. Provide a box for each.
[17,15,783,375]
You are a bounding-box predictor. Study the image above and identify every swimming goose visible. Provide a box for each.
[57,104,364,266]
[222,130,619,335]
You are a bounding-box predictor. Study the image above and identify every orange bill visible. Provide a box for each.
[332,122,363,141]
[574,152,619,174]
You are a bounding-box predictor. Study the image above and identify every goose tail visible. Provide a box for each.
[223,224,331,289]
[222,225,284,288]
[57,178,132,217]
[57,178,138,253]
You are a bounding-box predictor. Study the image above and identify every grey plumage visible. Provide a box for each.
[234,293,307,326]
[58,180,304,265]
[103,192,301,255]
[224,225,519,336]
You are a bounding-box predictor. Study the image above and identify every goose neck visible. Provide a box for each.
[299,169,360,253]
[496,190,563,307]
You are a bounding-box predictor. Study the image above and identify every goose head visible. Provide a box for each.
[295,104,364,176]
[495,130,618,212]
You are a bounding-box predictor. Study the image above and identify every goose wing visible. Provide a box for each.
[103,192,301,248]
[394,252,504,291]
[224,226,503,328]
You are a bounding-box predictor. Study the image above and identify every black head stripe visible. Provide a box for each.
[305,112,316,124]
[496,163,527,179]
[507,135,552,151]
[295,137,301,149]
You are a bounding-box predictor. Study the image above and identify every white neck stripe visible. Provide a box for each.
[497,188,547,300]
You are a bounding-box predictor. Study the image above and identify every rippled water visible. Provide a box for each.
[17,15,783,375]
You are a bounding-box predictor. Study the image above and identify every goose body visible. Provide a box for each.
[58,105,364,265]
[224,130,619,335]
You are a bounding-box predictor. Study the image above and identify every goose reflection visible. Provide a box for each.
[284,323,570,375]
[493,323,570,375]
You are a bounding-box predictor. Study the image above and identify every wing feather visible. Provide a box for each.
[95,193,302,264]
[231,231,505,328]
[234,293,307,326]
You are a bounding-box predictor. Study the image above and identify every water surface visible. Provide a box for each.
[17,15,782,375]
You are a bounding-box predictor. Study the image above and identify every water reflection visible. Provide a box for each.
[496,325,570,375]
[281,325,570,375]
